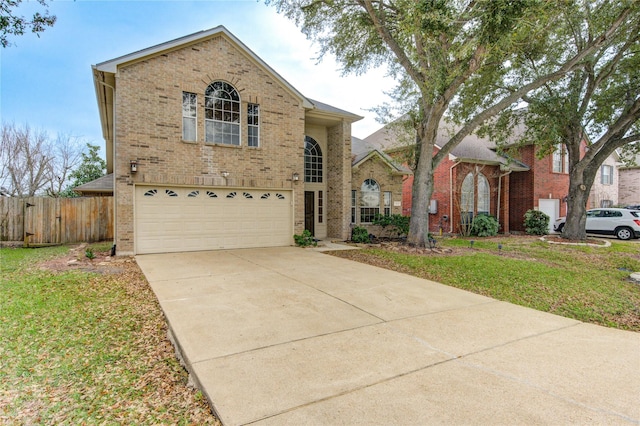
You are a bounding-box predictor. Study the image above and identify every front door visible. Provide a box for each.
[304,191,315,236]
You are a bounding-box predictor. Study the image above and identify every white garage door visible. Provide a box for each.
[135,186,293,254]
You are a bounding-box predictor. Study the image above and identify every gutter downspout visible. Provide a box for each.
[95,75,117,254]
[449,160,460,234]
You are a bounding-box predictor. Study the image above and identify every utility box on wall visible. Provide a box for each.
[429,199,437,214]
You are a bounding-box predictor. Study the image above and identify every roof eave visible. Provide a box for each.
[93,26,313,109]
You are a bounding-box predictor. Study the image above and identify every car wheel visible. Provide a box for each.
[615,227,633,240]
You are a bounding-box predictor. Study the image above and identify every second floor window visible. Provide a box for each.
[247,103,260,147]
[601,165,613,185]
[182,92,197,141]
[205,81,240,146]
[552,146,569,174]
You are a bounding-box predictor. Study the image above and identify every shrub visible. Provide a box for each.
[470,214,499,237]
[351,226,371,243]
[524,209,550,235]
[372,214,410,237]
[293,229,316,247]
[85,248,95,260]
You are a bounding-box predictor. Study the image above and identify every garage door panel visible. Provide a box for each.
[135,186,292,254]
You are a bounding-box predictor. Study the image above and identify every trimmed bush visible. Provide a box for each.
[372,214,410,237]
[524,209,550,235]
[294,229,317,247]
[470,214,499,237]
[351,226,371,243]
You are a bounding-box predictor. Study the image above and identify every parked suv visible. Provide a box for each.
[553,208,640,240]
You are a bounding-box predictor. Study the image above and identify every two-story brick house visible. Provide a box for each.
[92,26,362,255]
[362,121,594,235]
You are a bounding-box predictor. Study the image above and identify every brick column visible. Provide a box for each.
[326,121,352,240]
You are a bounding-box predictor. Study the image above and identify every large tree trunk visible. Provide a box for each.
[407,116,440,247]
[407,158,435,246]
[561,176,591,240]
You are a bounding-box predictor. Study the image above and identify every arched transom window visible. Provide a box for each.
[205,81,240,145]
[360,178,380,223]
[304,136,323,183]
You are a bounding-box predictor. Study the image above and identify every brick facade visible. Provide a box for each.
[394,149,510,235]
[618,166,640,206]
[351,154,404,237]
[589,155,619,208]
[95,28,357,254]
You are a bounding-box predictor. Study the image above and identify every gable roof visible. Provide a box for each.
[352,137,412,175]
[363,120,529,172]
[93,26,313,109]
[74,173,114,194]
[92,26,361,172]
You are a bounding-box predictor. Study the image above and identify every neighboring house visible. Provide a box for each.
[73,174,114,197]
[588,152,620,208]
[362,121,592,235]
[363,123,532,235]
[92,26,362,255]
[618,153,640,206]
[350,137,411,236]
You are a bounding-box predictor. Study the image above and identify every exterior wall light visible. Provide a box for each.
[292,172,300,182]
[130,160,138,173]
[221,171,230,178]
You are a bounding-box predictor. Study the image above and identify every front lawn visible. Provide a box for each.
[0,244,220,425]
[331,236,640,331]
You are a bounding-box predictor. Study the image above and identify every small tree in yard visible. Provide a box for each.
[60,143,106,197]
[524,210,550,236]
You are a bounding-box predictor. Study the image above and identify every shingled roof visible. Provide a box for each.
[362,120,529,172]
[74,174,114,195]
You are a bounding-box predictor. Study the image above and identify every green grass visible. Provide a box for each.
[0,244,219,425]
[333,236,640,331]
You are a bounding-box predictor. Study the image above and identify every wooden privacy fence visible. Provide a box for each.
[0,197,113,245]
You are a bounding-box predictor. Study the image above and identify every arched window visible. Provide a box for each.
[477,174,490,215]
[360,179,380,223]
[461,173,474,221]
[205,81,240,145]
[460,172,491,222]
[304,136,323,183]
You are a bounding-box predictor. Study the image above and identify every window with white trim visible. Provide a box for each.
[304,136,323,183]
[460,172,491,222]
[477,174,490,215]
[461,173,474,223]
[182,92,197,141]
[552,146,569,174]
[205,81,240,145]
[360,179,380,223]
[601,165,613,185]
[384,191,391,216]
[248,103,259,147]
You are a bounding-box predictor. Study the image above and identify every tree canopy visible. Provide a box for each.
[474,0,639,239]
[1,0,56,47]
[269,0,633,245]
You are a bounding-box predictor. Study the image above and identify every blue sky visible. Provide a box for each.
[1,0,394,157]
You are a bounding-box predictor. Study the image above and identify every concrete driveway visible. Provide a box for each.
[136,247,640,425]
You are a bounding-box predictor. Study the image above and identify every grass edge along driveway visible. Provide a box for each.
[0,243,220,425]
[330,236,640,332]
